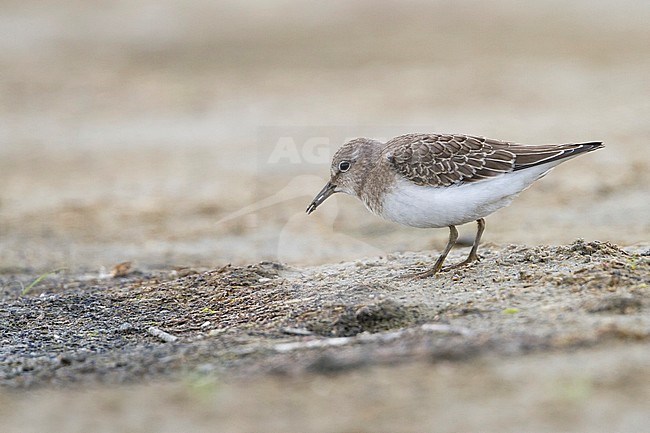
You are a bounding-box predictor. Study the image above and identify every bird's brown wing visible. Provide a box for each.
[384,134,516,187]
[384,133,602,187]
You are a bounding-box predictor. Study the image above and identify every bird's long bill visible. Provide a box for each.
[306,182,336,214]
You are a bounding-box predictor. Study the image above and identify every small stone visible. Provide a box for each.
[118,322,134,332]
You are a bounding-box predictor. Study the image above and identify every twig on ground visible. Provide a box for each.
[273,323,473,353]
[147,326,178,343]
[280,327,314,336]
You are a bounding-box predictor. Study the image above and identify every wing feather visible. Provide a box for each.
[384,134,515,187]
[384,134,602,187]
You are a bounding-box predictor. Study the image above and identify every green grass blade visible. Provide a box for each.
[21,268,67,295]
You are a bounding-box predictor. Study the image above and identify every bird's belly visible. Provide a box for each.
[378,167,553,228]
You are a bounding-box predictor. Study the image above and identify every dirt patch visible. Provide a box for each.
[1,240,648,389]
[300,298,429,337]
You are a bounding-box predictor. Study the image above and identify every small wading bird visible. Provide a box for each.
[306,133,603,277]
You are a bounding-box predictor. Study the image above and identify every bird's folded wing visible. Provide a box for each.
[384,134,516,187]
[384,134,602,187]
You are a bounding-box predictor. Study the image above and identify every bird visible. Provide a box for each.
[306,133,603,277]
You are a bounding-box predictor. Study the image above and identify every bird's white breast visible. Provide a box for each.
[377,162,558,228]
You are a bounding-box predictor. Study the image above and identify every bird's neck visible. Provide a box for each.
[356,147,392,215]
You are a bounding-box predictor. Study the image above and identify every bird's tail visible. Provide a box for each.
[512,141,603,171]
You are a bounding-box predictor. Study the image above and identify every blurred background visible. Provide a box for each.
[1,0,649,273]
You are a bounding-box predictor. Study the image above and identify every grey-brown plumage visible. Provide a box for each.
[385,134,603,187]
[307,133,603,277]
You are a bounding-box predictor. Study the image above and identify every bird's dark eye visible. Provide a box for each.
[338,160,351,172]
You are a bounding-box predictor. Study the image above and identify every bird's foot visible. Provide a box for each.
[402,262,445,279]
[405,269,440,279]
[401,252,481,279]
[441,254,481,272]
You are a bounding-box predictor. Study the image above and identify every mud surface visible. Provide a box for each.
[1,241,649,431]
[2,1,650,432]
[2,241,649,386]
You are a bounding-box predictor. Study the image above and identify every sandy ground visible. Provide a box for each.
[2,344,649,433]
[1,0,650,431]
[1,241,649,432]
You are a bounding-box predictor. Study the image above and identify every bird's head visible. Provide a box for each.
[306,138,382,214]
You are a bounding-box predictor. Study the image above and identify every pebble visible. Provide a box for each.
[118,322,134,332]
